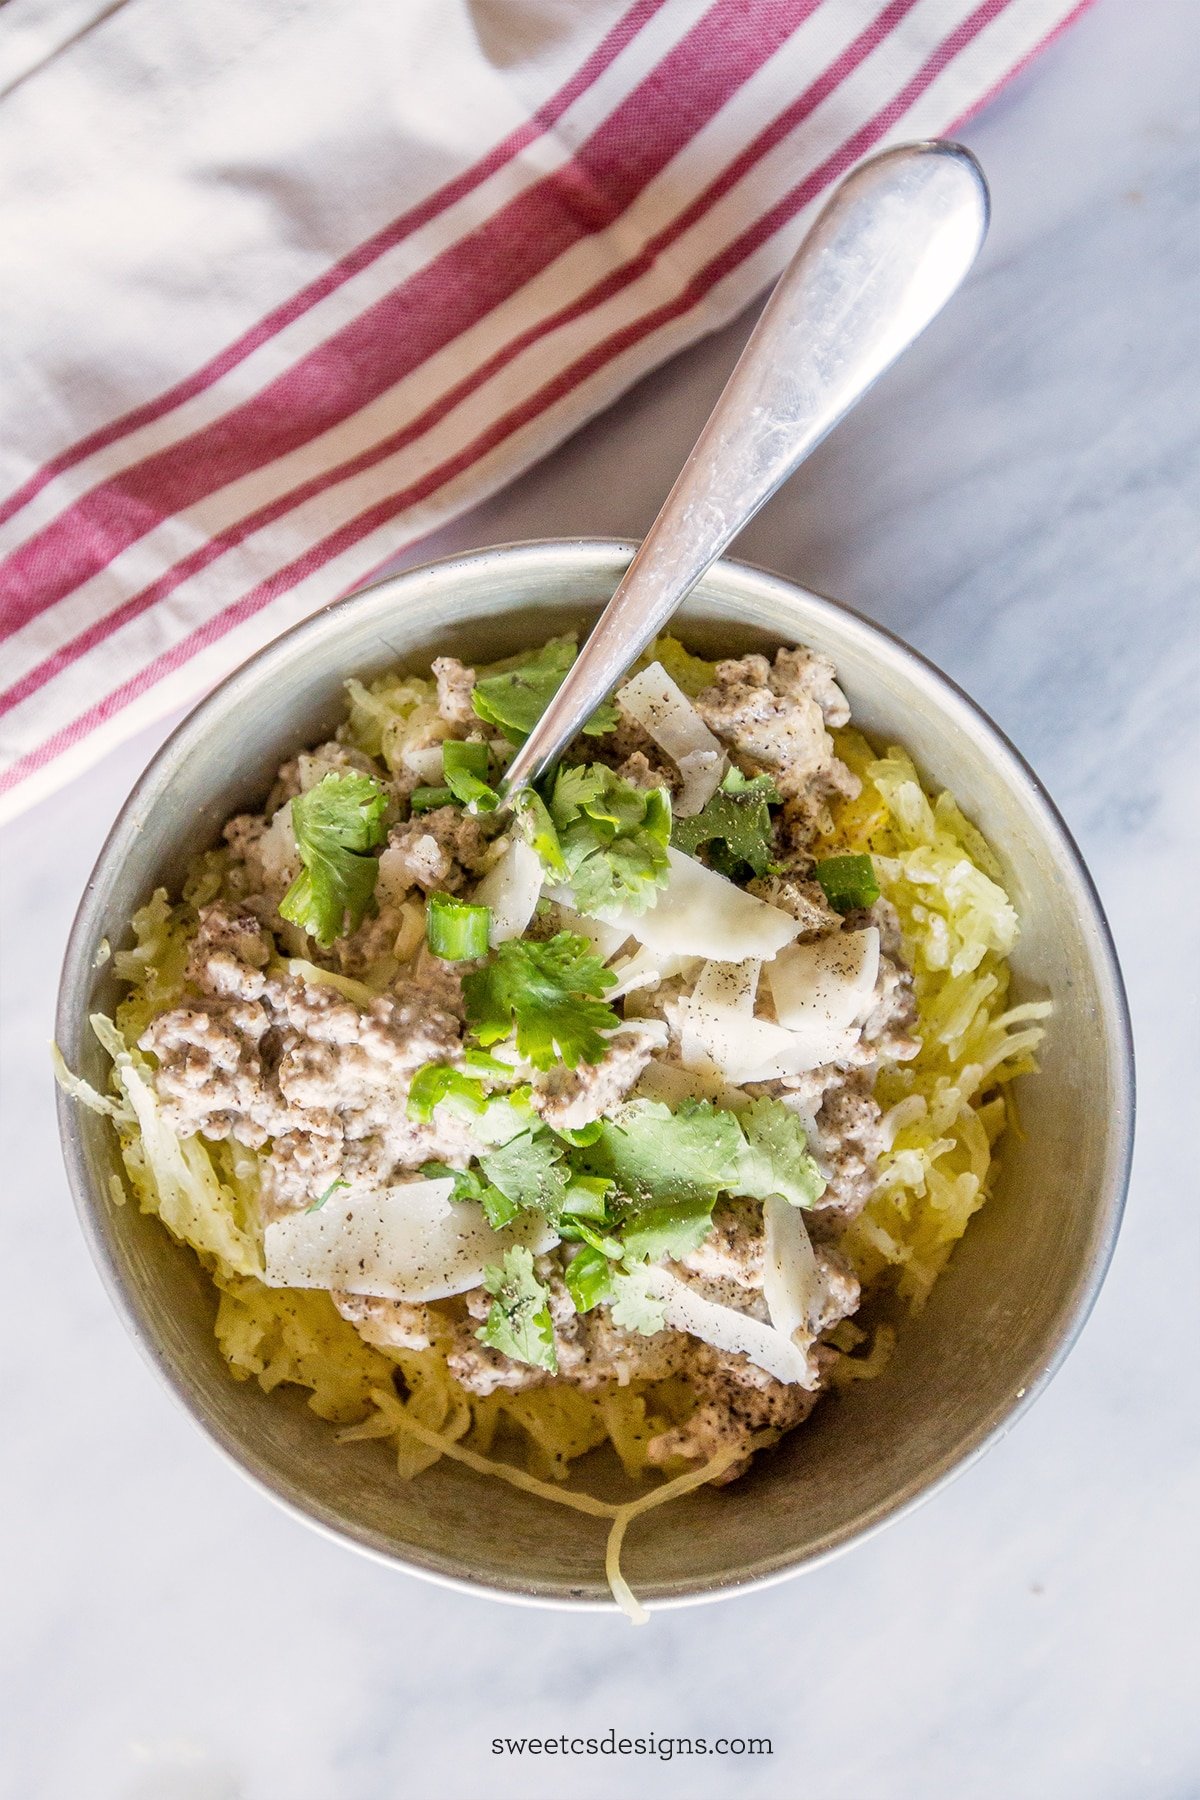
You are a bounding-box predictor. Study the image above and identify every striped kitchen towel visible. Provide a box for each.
[0,0,1090,821]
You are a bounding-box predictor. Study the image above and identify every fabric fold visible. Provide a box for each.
[0,0,1091,819]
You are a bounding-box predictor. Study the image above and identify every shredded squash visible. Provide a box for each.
[61,706,1044,1618]
[822,736,1049,1316]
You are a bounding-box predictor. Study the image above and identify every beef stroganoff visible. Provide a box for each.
[60,632,1047,1617]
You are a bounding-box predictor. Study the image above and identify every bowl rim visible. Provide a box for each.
[55,536,1135,1613]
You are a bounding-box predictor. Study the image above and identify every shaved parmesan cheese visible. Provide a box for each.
[674,749,726,817]
[678,949,856,1080]
[768,928,880,1034]
[610,849,800,962]
[634,1059,750,1112]
[607,944,666,999]
[678,1000,844,1085]
[607,945,698,999]
[263,1179,558,1302]
[691,958,761,1014]
[761,1196,822,1352]
[609,1017,670,1052]
[616,662,726,815]
[471,837,543,943]
[634,1265,814,1386]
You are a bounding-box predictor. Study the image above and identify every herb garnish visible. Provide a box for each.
[306,1176,349,1214]
[441,740,499,812]
[471,637,619,744]
[462,932,619,1069]
[814,853,880,913]
[670,766,779,879]
[279,771,388,947]
[477,1246,558,1372]
[736,1096,826,1208]
[426,893,491,960]
[543,764,671,916]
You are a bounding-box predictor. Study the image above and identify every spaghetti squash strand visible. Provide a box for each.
[604,1432,777,1624]
[355,1391,769,1621]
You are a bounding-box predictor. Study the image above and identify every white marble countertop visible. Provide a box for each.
[2,3,1197,1796]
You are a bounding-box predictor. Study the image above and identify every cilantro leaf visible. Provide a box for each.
[478,1128,571,1221]
[471,637,618,745]
[670,766,779,879]
[441,740,499,812]
[735,1095,826,1208]
[579,1098,746,1264]
[462,932,619,1069]
[543,763,671,916]
[583,1098,745,1210]
[279,772,388,947]
[472,1087,537,1147]
[564,1245,615,1314]
[618,1195,718,1263]
[477,1246,558,1372]
[407,1063,538,1168]
[608,1269,667,1337]
[422,1160,518,1229]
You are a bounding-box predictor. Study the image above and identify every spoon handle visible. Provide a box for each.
[500,139,989,798]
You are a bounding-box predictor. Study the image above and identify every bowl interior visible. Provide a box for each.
[57,542,1131,1608]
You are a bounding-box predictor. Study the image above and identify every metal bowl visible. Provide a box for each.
[55,539,1133,1612]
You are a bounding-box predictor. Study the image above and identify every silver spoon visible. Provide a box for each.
[499,139,989,801]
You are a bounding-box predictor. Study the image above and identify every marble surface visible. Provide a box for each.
[3,3,1197,1796]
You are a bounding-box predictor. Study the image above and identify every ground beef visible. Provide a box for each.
[380,806,497,895]
[806,1070,890,1229]
[772,645,851,727]
[645,1360,822,1482]
[346,1206,861,1475]
[588,713,679,794]
[431,656,477,728]
[332,1293,434,1352]
[141,913,470,1215]
[531,1024,661,1133]
[676,1201,764,1291]
[617,748,674,792]
[695,649,858,846]
[265,739,381,812]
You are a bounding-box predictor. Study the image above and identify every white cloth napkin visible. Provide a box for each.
[0,0,1091,819]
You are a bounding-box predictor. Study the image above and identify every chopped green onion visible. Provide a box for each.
[442,740,499,812]
[814,853,880,913]
[410,785,454,813]
[426,893,491,960]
